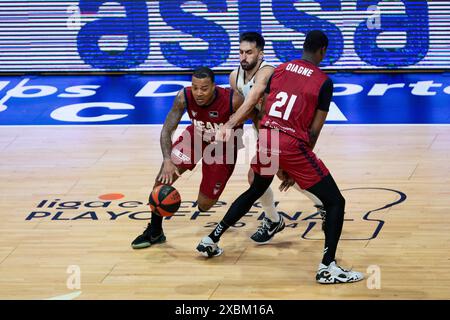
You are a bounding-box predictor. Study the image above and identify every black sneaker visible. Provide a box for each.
[315,205,326,232]
[131,223,166,249]
[250,215,285,244]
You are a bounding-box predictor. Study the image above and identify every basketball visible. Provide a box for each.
[148,184,181,217]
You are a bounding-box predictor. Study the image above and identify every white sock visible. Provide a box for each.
[259,187,280,222]
[293,183,323,207]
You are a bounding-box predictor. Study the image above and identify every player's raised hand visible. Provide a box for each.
[158,159,180,184]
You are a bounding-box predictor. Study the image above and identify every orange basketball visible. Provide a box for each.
[148,184,181,217]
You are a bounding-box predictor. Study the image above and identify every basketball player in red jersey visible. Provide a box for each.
[197,31,364,284]
[231,32,327,244]
[132,67,244,250]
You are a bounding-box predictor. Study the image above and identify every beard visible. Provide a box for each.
[241,59,258,71]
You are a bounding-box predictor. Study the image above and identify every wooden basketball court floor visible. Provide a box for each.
[0,124,448,300]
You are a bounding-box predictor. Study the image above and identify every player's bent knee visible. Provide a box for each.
[328,194,345,210]
[246,177,272,201]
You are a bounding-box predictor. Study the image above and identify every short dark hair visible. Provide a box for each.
[239,32,265,50]
[192,66,215,83]
[303,30,329,53]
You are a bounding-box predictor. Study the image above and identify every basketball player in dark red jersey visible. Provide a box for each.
[197,31,364,284]
[231,32,327,244]
[132,67,245,250]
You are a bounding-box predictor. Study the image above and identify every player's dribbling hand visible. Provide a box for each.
[158,159,180,184]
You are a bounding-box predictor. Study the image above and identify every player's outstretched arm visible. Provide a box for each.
[229,69,257,121]
[158,90,186,184]
[228,69,246,111]
[216,67,273,142]
[231,88,245,111]
[227,66,273,127]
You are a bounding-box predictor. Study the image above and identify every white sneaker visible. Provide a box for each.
[316,261,364,284]
[196,236,223,258]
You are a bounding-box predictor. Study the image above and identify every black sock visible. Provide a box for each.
[208,173,274,243]
[306,174,345,266]
[150,212,163,236]
[208,221,230,243]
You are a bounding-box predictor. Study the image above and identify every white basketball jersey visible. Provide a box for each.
[235,60,273,111]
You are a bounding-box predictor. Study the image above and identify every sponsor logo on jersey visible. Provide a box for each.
[209,111,219,118]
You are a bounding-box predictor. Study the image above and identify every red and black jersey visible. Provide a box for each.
[261,59,333,143]
[184,86,235,143]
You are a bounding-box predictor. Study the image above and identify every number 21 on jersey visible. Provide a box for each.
[268,91,298,120]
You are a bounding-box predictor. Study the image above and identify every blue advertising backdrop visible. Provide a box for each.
[0,73,449,125]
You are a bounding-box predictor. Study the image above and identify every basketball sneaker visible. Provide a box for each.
[316,261,364,284]
[196,236,223,258]
[131,223,166,249]
[315,205,326,232]
[250,215,285,244]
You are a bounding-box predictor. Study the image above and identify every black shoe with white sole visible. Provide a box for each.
[131,223,166,249]
[250,215,285,244]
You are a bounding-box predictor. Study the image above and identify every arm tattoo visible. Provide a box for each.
[160,90,186,160]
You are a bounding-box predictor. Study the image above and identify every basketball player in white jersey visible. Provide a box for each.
[228,32,326,244]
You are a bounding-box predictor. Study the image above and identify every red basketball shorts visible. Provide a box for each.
[251,128,329,190]
[170,125,238,200]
